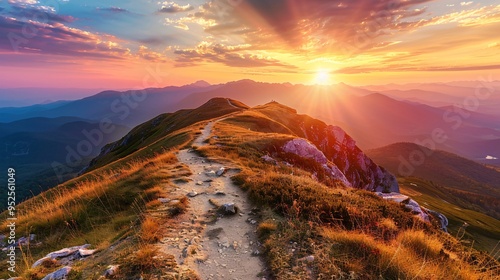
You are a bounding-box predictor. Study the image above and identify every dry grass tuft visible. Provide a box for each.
[140,217,161,243]
[129,244,160,271]
[257,220,278,238]
[396,230,443,259]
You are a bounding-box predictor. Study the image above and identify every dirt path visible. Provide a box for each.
[158,121,266,279]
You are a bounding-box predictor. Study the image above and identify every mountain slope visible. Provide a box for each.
[366,142,500,245]
[1,99,498,279]
[85,98,248,171]
[367,142,500,197]
[0,118,129,209]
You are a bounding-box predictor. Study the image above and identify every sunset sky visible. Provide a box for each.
[1,0,499,89]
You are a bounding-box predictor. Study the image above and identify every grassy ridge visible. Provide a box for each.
[196,106,499,278]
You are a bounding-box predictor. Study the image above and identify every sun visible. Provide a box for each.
[314,69,332,85]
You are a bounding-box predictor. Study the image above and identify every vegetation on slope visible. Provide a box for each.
[195,103,499,279]
[1,100,498,279]
[398,177,500,254]
[367,142,500,218]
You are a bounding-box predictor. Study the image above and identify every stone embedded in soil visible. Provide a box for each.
[220,203,237,215]
[103,265,120,278]
[187,191,199,197]
[158,198,171,203]
[41,266,72,280]
[216,167,226,176]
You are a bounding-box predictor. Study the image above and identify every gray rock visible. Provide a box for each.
[17,236,29,246]
[216,167,226,176]
[376,192,430,222]
[187,192,199,197]
[205,171,216,177]
[104,265,119,278]
[46,244,90,259]
[305,255,315,263]
[282,139,351,187]
[158,198,170,203]
[32,256,55,268]
[42,266,72,280]
[78,248,96,257]
[220,203,237,215]
[214,190,226,196]
[261,155,277,163]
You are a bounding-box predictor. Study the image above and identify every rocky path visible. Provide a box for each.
[158,121,266,279]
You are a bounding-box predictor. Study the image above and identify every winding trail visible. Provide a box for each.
[158,120,266,279]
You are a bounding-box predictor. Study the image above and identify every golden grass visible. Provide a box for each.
[129,244,159,271]
[0,151,183,278]
[257,220,278,238]
[197,117,500,280]
[396,230,443,259]
[318,227,488,280]
[140,217,161,243]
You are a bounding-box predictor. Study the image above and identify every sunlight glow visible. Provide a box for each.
[314,69,332,85]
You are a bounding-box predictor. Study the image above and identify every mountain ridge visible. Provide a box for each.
[1,98,498,279]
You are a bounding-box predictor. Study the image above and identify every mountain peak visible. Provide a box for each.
[186,80,211,88]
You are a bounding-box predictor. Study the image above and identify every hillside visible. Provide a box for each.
[0,118,129,209]
[367,143,500,199]
[367,142,500,251]
[1,99,498,279]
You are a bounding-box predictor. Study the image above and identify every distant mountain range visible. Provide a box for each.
[1,80,498,161]
[1,80,499,206]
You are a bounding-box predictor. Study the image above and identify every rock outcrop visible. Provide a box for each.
[376,192,430,222]
[282,139,351,187]
[297,124,399,192]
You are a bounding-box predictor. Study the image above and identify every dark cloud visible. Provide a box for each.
[137,36,174,46]
[159,2,194,13]
[0,15,130,59]
[173,42,296,68]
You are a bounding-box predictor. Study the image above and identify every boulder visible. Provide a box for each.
[41,266,72,280]
[46,244,90,259]
[32,256,55,268]
[376,192,431,222]
[32,244,96,269]
[78,248,97,257]
[290,123,400,192]
[104,265,120,278]
[282,139,351,187]
[219,203,237,215]
[216,167,226,176]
